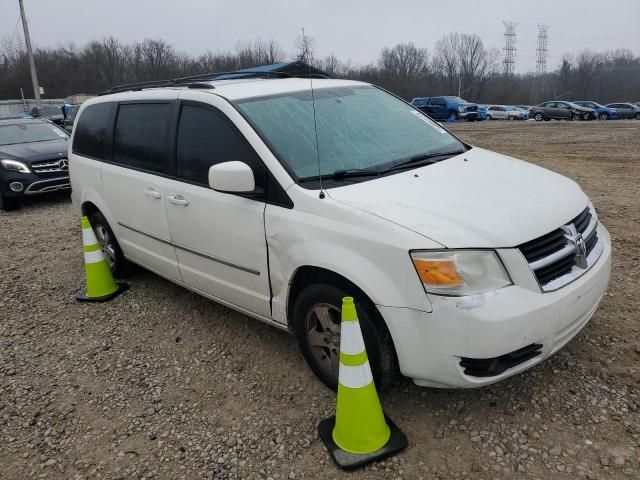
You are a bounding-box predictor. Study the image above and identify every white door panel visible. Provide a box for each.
[102,162,180,279]
[165,182,271,317]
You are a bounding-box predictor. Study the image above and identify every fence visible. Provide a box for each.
[0,99,66,118]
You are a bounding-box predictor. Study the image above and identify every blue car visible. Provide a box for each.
[572,101,618,120]
[477,105,488,121]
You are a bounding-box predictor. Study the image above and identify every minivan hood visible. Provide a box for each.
[327,147,588,248]
[0,139,69,164]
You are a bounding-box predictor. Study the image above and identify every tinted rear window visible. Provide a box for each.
[72,103,113,159]
[113,103,172,174]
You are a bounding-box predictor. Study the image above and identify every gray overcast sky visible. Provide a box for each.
[2,0,639,73]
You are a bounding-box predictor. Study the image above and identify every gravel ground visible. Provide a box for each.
[1,120,639,480]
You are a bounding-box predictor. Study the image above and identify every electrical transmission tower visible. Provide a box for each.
[502,21,517,76]
[536,25,550,75]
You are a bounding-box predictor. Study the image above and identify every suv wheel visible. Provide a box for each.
[88,210,133,278]
[448,112,458,121]
[0,192,20,211]
[293,283,398,391]
[534,112,543,121]
[599,113,609,120]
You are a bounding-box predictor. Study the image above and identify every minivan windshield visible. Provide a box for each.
[0,122,69,146]
[234,86,465,182]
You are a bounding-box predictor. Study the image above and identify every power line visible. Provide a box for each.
[503,21,517,76]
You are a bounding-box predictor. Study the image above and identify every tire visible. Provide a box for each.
[88,210,133,278]
[635,113,640,120]
[583,113,591,121]
[486,114,492,120]
[599,113,609,121]
[571,113,579,121]
[0,191,20,211]
[293,283,398,391]
[448,112,458,121]
[534,112,544,121]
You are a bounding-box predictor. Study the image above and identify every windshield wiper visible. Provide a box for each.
[379,150,466,173]
[298,168,382,182]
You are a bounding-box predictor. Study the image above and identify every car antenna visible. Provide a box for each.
[303,27,325,199]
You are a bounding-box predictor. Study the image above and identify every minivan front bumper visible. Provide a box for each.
[378,225,611,388]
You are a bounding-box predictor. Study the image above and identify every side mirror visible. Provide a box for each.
[208,161,255,193]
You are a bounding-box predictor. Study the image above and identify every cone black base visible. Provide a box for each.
[318,415,408,470]
[75,282,129,303]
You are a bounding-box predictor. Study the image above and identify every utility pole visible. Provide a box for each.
[18,0,41,107]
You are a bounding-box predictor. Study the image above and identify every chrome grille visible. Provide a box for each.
[31,158,68,174]
[518,207,602,291]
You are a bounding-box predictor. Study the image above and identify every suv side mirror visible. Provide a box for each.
[208,161,255,193]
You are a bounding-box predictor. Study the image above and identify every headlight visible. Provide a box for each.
[410,250,512,296]
[1,159,31,173]
[458,106,465,112]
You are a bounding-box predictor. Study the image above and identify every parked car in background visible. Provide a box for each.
[605,103,640,120]
[30,105,65,126]
[530,101,595,121]
[486,105,524,120]
[410,96,479,121]
[70,73,611,390]
[63,104,82,132]
[0,118,70,210]
[513,106,530,120]
[477,105,488,121]
[572,101,619,120]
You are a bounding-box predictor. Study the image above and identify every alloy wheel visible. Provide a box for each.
[305,303,342,381]
[94,224,117,270]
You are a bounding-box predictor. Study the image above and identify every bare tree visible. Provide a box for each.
[294,33,315,64]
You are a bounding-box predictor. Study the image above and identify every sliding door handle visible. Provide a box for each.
[143,187,162,199]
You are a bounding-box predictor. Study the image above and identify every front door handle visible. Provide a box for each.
[143,187,162,199]
[167,194,189,206]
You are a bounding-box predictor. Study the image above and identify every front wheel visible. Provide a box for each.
[635,113,640,120]
[0,192,20,211]
[571,113,580,121]
[534,112,544,121]
[486,114,492,120]
[293,283,398,391]
[88,210,133,278]
[448,112,458,121]
[599,113,609,121]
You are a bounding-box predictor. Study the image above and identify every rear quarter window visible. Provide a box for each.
[72,103,114,160]
[112,103,173,174]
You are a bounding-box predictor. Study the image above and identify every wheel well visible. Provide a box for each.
[81,201,100,218]
[286,266,373,330]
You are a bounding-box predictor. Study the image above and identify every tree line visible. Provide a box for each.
[1,34,639,104]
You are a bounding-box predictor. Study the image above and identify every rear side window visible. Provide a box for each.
[72,103,113,160]
[176,104,263,187]
[113,103,172,173]
[431,98,446,106]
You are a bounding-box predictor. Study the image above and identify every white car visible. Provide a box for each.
[70,75,611,390]
[487,105,524,120]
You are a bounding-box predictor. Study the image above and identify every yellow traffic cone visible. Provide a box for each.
[318,297,407,469]
[75,216,128,302]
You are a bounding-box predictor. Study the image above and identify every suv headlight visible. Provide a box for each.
[411,250,512,296]
[458,105,465,112]
[1,159,31,173]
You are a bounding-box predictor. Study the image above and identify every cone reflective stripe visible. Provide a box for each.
[76,216,127,302]
[318,297,407,469]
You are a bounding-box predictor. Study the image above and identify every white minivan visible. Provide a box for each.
[70,74,611,390]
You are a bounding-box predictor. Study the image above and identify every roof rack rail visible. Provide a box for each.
[98,61,330,96]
